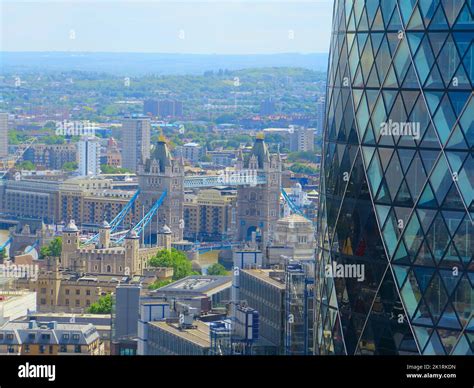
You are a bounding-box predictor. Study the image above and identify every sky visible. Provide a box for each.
[0,0,334,54]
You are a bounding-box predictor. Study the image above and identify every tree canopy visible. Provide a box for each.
[88,294,112,314]
[148,248,196,281]
[206,263,228,276]
[39,237,62,259]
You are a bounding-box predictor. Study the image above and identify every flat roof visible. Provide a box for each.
[149,320,210,348]
[156,275,231,295]
[241,269,286,290]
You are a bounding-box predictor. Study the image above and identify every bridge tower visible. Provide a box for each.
[235,135,281,243]
[137,136,184,242]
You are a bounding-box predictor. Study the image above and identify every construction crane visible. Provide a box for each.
[0,137,37,180]
[115,190,167,244]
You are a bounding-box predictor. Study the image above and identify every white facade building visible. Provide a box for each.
[77,136,101,176]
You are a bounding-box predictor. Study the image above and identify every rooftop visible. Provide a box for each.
[0,320,100,345]
[149,320,210,348]
[155,275,231,296]
[241,269,286,290]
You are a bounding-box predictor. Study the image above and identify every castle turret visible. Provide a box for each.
[124,229,140,275]
[61,219,80,269]
[158,225,172,251]
[98,220,111,249]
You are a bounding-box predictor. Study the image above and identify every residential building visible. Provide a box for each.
[121,117,151,173]
[23,143,77,170]
[206,150,238,167]
[77,136,101,177]
[289,127,315,152]
[0,320,104,355]
[176,142,202,164]
[183,189,236,241]
[143,99,183,118]
[28,312,112,354]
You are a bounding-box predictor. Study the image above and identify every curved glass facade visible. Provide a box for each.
[315,0,473,355]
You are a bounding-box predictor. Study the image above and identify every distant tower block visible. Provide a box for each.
[137,136,184,242]
[235,135,282,243]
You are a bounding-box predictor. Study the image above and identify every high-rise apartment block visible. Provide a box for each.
[289,127,315,152]
[77,136,100,177]
[121,118,151,173]
[143,100,183,118]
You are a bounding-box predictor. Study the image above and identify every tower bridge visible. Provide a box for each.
[135,135,282,245]
[74,135,285,249]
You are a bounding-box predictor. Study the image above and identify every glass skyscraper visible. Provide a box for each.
[315,0,473,355]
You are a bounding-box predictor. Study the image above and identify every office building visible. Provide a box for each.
[77,136,100,177]
[113,285,141,343]
[315,0,473,355]
[0,179,60,223]
[121,118,151,173]
[239,269,286,354]
[146,319,210,355]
